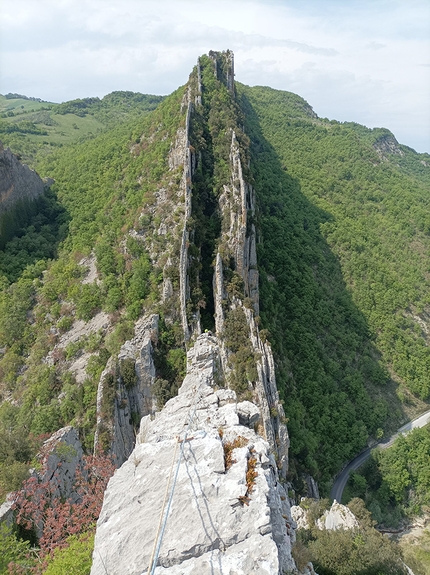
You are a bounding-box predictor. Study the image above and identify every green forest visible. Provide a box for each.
[0,52,430,574]
[238,83,430,488]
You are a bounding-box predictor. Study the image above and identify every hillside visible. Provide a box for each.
[0,50,429,574]
[237,83,430,488]
[0,91,164,166]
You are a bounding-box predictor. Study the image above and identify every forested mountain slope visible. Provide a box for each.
[237,83,430,487]
[0,85,186,500]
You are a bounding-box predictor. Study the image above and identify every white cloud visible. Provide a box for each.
[0,0,429,152]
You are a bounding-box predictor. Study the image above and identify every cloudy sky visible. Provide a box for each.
[1,0,429,152]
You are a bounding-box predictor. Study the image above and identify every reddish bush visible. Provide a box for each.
[10,452,115,572]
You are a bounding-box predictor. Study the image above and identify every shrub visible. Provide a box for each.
[105,320,134,356]
[75,284,101,321]
[152,378,174,409]
[56,316,73,333]
[308,525,407,575]
[223,307,257,396]
[119,358,137,388]
[0,523,31,574]
[12,453,115,560]
[43,531,94,575]
[292,538,312,573]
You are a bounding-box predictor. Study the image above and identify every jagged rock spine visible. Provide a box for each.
[91,50,298,574]
[215,124,289,476]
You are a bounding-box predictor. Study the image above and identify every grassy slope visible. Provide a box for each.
[0,92,164,167]
[0,94,54,113]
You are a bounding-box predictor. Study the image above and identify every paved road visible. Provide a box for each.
[330,409,430,502]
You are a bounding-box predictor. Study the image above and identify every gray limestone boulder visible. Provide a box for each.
[236,400,260,428]
[40,426,84,501]
[291,505,310,530]
[0,498,14,527]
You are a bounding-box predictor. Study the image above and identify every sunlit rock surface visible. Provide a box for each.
[91,334,296,575]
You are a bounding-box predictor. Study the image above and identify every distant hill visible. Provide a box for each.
[0,91,165,166]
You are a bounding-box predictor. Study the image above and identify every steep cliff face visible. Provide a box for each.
[94,314,158,465]
[0,142,48,216]
[91,51,298,574]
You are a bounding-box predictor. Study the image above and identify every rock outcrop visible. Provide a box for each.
[316,500,359,531]
[291,499,359,532]
[91,334,296,575]
[0,498,14,527]
[94,314,158,466]
[373,132,404,158]
[291,504,310,530]
[8,427,84,538]
[0,142,49,216]
[37,426,84,502]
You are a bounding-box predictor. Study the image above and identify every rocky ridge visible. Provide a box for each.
[92,51,288,474]
[91,334,297,575]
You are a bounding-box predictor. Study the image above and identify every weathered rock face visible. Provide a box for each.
[291,504,310,530]
[0,498,14,526]
[291,499,359,532]
[94,314,158,466]
[0,142,48,216]
[304,474,320,500]
[373,132,404,158]
[18,427,84,538]
[175,90,195,341]
[91,335,296,575]
[316,500,359,531]
[38,426,84,502]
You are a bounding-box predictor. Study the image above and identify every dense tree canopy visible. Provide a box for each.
[238,83,430,486]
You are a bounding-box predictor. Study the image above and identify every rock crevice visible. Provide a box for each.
[0,142,48,217]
